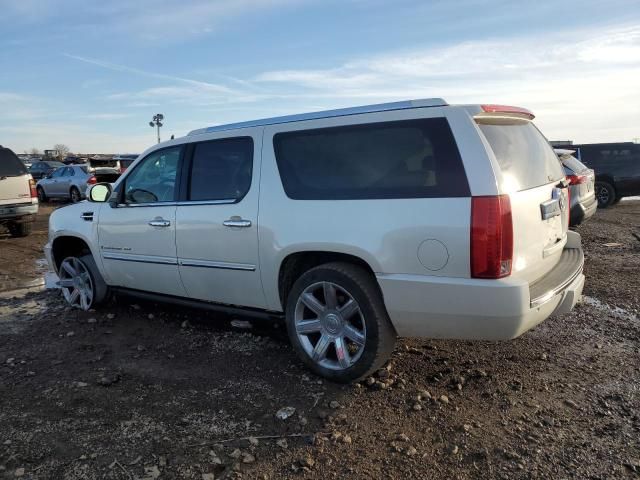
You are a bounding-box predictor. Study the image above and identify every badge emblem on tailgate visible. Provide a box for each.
[540,188,565,220]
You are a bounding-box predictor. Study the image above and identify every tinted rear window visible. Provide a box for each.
[274,118,469,200]
[560,154,588,174]
[0,148,28,176]
[478,122,564,190]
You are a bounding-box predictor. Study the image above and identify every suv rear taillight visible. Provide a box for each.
[471,195,513,279]
[87,175,97,185]
[29,178,37,198]
[566,174,586,185]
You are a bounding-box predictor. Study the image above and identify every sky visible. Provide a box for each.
[1,0,639,154]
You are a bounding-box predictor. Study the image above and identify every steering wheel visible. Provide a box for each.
[127,188,158,203]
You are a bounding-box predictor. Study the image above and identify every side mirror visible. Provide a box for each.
[88,183,112,203]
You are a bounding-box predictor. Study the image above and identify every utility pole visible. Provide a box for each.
[149,114,164,144]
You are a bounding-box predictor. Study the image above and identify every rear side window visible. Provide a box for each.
[188,137,253,202]
[273,118,470,200]
[0,148,28,177]
[478,122,564,191]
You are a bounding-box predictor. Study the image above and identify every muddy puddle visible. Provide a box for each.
[0,256,58,299]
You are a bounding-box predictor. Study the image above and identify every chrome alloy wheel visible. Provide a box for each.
[58,257,94,310]
[294,281,366,370]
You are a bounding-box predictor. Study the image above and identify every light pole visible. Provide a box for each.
[149,113,164,144]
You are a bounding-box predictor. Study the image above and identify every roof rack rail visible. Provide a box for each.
[188,98,447,136]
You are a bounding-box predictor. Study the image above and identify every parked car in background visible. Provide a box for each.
[36,165,121,203]
[63,155,86,165]
[554,149,597,226]
[0,145,38,237]
[19,157,33,169]
[553,142,640,207]
[46,99,585,382]
[113,154,139,173]
[29,160,65,180]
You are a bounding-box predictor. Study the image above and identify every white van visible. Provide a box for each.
[0,145,38,236]
[45,99,584,382]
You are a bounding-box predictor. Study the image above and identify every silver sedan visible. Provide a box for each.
[36,165,95,203]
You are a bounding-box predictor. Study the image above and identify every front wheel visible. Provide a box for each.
[58,254,109,310]
[595,181,616,208]
[285,262,396,383]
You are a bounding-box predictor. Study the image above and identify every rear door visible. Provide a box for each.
[477,119,569,283]
[175,130,266,308]
[0,148,30,206]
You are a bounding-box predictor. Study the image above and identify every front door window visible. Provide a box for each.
[123,147,181,204]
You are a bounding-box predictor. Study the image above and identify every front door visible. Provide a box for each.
[56,167,73,197]
[175,131,266,309]
[97,145,187,297]
[47,167,66,196]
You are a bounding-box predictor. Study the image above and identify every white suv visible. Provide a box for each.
[45,99,585,382]
[1,145,38,237]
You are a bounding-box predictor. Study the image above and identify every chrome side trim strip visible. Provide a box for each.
[187,98,448,136]
[102,252,178,265]
[176,199,236,206]
[116,199,236,208]
[178,258,256,271]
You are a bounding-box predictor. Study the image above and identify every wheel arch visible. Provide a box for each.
[51,235,94,271]
[277,249,379,310]
[595,174,617,190]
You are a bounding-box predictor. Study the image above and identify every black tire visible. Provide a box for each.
[285,262,396,383]
[8,222,32,237]
[70,186,81,203]
[37,186,47,202]
[595,181,616,208]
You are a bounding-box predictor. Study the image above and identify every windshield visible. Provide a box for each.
[0,148,28,176]
[478,121,565,191]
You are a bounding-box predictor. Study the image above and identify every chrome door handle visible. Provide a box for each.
[223,217,251,228]
[148,218,171,227]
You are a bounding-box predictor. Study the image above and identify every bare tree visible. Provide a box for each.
[27,148,41,156]
[53,144,70,161]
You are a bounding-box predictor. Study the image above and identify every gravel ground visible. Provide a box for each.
[0,201,639,479]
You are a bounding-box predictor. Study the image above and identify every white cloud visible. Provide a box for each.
[252,24,640,142]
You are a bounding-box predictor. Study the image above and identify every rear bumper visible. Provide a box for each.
[570,197,597,226]
[377,232,585,340]
[0,202,38,222]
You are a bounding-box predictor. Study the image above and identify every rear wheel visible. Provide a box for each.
[8,222,32,237]
[70,186,81,203]
[595,181,616,208]
[58,254,108,310]
[37,186,47,202]
[285,262,396,383]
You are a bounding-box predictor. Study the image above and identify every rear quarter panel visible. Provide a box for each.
[258,107,479,311]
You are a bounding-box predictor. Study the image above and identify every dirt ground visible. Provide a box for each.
[1,200,639,479]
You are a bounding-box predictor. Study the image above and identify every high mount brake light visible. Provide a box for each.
[471,195,513,279]
[480,104,535,120]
